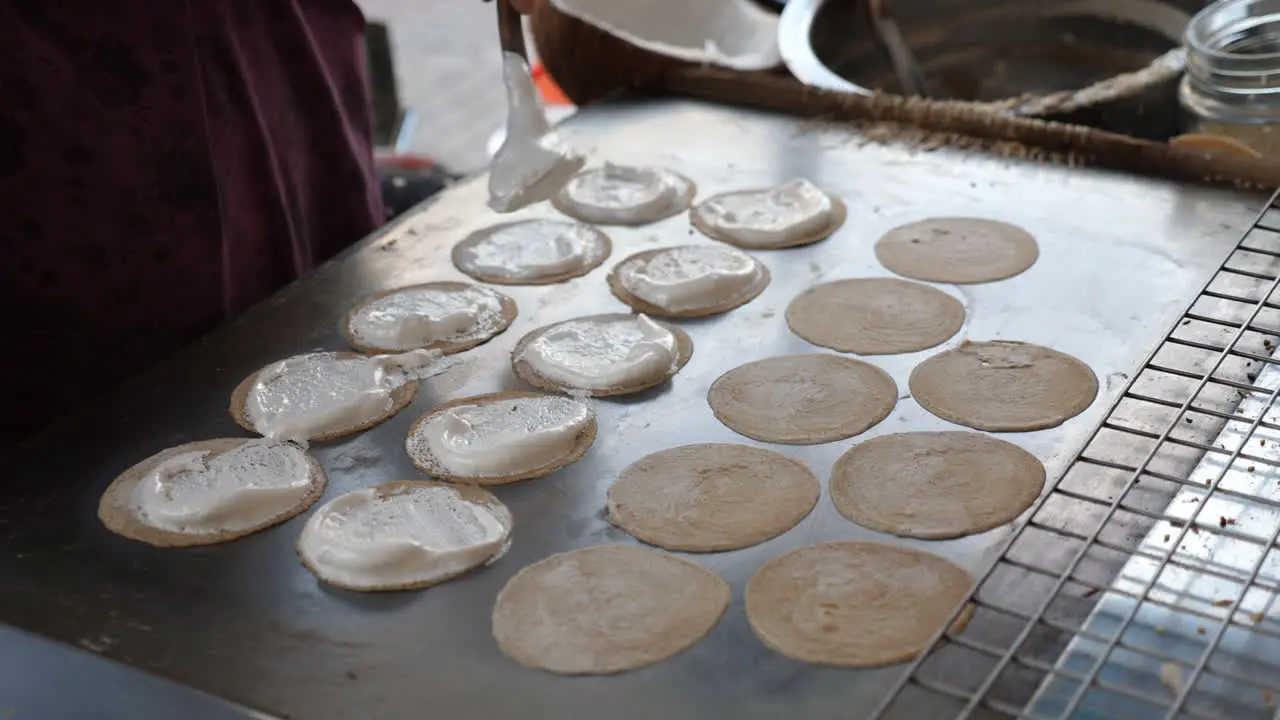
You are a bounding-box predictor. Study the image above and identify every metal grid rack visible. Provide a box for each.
[870,188,1280,720]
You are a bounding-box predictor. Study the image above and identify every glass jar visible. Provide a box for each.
[1179,0,1280,157]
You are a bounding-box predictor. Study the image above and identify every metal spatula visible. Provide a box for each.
[485,0,585,213]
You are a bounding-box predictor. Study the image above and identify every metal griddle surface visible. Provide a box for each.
[0,101,1261,719]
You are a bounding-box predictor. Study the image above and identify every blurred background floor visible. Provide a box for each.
[357,0,520,174]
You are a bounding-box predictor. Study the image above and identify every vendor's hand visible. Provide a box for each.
[510,0,537,13]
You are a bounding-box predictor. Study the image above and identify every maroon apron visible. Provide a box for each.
[0,0,383,443]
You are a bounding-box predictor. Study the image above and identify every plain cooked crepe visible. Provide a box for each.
[607,444,820,552]
[830,431,1045,539]
[786,277,965,355]
[876,217,1039,284]
[98,438,327,548]
[707,354,897,445]
[909,340,1098,432]
[492,545,730,675]
[745,542,974,667]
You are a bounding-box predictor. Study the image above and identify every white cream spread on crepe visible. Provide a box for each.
[458,220,605,281]
[131,440,312,534]
[246,350,443,442]
[618,245,764,312]
[694,179,836,247]
[410,395,593,478]
[348,285,504,352]
[520,315,677,390]
[297,484,513,590]
[488,52,584,213]
[556,163,693,225]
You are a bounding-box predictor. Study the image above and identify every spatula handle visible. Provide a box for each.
[495,0,528,60]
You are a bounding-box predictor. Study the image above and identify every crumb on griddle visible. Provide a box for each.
[1160,662,1185,694]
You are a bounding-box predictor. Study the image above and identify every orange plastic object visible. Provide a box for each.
[376,154,437,170]
[532,62,573,106]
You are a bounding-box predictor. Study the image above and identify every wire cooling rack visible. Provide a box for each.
[869,188,1280,720]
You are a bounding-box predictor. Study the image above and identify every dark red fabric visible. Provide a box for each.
[0,0,383,443]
